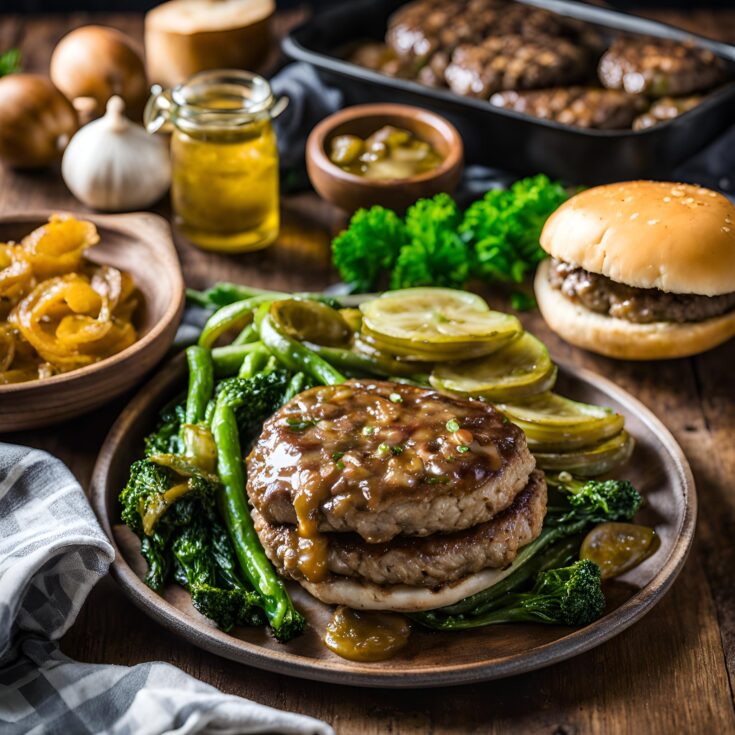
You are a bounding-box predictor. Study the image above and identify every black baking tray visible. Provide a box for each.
[283,0,735,184]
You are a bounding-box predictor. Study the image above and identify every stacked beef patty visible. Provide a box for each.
[247,379,546,611]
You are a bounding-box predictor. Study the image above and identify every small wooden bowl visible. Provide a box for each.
[306,103,464,212]
[0,211,184,431]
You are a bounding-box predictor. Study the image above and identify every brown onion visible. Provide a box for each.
[0,74,79,169]
[50,25,148,121]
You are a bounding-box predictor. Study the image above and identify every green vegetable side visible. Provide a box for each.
[119,289,647,644]
[331,174,569,304]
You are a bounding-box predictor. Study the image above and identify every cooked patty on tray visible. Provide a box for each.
[252,470,547,588]
[632,95,703,130]
[598,37,725,97]
[489,87,647,129]
[385,0,471,63]
[548,257,735,324]
[386,0,600,64]
[247,379,535,543]
[445,35,588,98]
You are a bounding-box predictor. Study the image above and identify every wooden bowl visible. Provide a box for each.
[306,103,464,212]
[0,211,184,431]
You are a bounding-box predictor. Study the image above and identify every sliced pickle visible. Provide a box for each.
[271,299,352,347]
[498,392,625,451]
[339,307,362,333]
[360,326,517,363]
[533,430,635,476]
[352,336,425,377]
[360,288,522,360]
[430,332,556,400]
[581,522,660,579]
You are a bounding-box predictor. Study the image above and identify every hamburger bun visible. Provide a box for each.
[536,180,735,359]
[540,180,735,296]
[535,259,735,360]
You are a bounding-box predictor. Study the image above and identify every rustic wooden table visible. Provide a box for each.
[2,8,735,734]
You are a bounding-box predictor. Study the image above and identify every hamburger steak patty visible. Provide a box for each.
[549,258,735,324]
[599,37,724,97]
[632,95,702,131]
[444,35,587,99]
[246,379,536,543]
[253,471,547,588]
[489,87,647,129]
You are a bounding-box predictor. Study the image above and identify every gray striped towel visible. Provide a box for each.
[0,442,333,735]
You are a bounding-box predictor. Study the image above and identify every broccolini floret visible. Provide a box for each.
[547,474,642,525]
[214,369,292,445]
[144,400,185,456]
[172,520,264,631]
[414,560,604,630]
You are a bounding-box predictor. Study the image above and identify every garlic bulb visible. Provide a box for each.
[62,96,171,211]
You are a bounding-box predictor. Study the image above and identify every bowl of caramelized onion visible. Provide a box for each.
[0,211,184,431]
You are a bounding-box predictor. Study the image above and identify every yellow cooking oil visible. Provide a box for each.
[145,71,283,253]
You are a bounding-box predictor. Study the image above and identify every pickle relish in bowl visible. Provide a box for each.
[328,125,444,180]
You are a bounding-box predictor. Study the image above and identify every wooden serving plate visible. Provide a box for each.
[91,355,696,688]
[0,211,184,431]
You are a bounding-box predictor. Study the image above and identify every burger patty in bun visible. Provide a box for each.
[547,257,735,324]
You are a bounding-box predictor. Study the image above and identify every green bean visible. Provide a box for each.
[232,322,259,346]
[211,400,304,639]
[259,311,346,386]
[184,346,214,425]
[211,343,264,377]
[238,345,271,379]
[282,372,307,404]
[303,342,426,380]
[198,296,278,349]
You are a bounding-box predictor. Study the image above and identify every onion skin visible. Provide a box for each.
[50,25,148,121]
[0,74,79,169]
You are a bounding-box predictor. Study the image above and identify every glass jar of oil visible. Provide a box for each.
[144,71,287,252]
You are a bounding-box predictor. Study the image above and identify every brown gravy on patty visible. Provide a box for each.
[247,380,523,580]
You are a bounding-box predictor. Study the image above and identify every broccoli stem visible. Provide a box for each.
[416,560,604,630]
[185,346,214,425]
[211,400,305,640]
[185,287,214,308]
[190,282,344,309]
[187,284,291,309]
[259,311,346,386]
